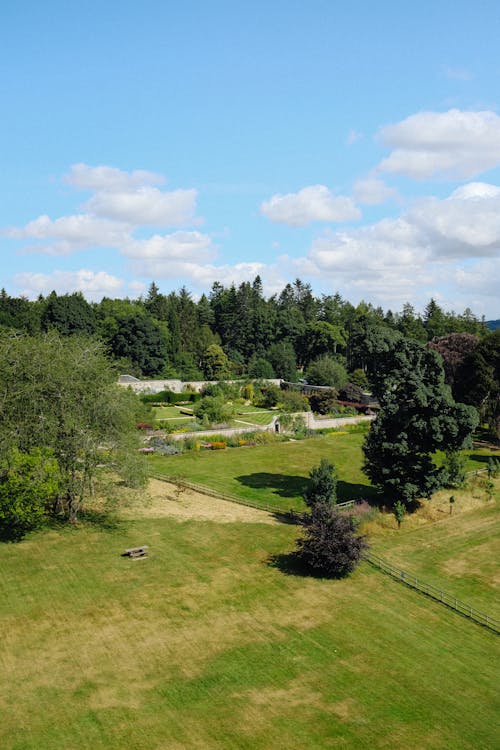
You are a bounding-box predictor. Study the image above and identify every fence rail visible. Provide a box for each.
[149,473,288,515]
[365,552,500,634]
[150,474,357,516]
[149,473,498,634]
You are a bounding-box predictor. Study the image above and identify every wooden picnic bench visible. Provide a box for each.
[122,545,149,558]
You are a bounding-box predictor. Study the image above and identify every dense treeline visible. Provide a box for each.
[0,279,487,377]
[1,279,498,437]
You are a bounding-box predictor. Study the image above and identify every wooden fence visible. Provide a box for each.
[150,473,499,635]
[150,473,356,517]
[365,552,500,634]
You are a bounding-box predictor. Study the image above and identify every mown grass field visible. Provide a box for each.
[146,430,498,512]
[147,431,375,510]
[1,495,499,750]
[2,432,498,749]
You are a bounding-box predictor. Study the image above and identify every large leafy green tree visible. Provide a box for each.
[305,355,348,389]
[107,312,169,376]
[0,449,61,539]
[297,321,347,368]
[363,339,478,507]
[0,332,145,522]
[41,291,96,336]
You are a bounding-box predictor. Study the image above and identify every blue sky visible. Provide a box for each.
[2,1,500,318]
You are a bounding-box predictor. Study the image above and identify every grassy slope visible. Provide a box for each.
[370,500,500,617]
[0,515,498,750]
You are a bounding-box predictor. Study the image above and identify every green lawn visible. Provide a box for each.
[146,432,499,512]
[1,510,498,750]
[153,405,195,421]
[147,432,376,510]
[233,407,277,426]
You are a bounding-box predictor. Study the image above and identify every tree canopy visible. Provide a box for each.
[362,338,478,506]
[0,332,145,525]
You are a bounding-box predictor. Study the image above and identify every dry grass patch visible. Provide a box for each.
[120,478,277,524]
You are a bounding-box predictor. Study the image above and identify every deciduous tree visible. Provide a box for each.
[0,332,144,522]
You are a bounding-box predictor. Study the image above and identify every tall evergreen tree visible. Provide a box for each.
[363,338,478,506]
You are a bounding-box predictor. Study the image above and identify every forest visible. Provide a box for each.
[1,278,498,438]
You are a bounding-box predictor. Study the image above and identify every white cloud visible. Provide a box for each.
[65,163,164,192]
[123,231,214,262]
[377,109,500,179]
[454,258,500,300]
[409,182,500,257]
[14,269,124,300]
[7,214,131,255]
[308,219,425,278]
[261,185,360,227]
[353,175,399,205]
[84,186,198,226]
[128,280,147,297]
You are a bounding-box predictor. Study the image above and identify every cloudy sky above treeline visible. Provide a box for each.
[2,1,500,318]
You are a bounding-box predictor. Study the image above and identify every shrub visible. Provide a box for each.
[149,438,181,455]
[441,450,467,488]
[248,356,275,379]
[304,459,337,508]
[193,395,236,426]
[309,389,337,415]
[350,369,369,388]
[280,389,310,412]
[241,383,254,401]
[296,503,368,578]
[250,431,283,445]
[305,356,348,389]
[254,383,281,408]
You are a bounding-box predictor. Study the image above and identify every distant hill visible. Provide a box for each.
[486,320,500,330]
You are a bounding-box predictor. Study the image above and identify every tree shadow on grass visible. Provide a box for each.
[236,472,307,499]
[79,508,123,532]
[237,472,377,506]
[0,525,28,543]
[268,551,317,578]
[468,453,497,465]
[337,480,377,503]
[268,551,345,579]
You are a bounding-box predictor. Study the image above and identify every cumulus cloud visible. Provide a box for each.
[65,163,164,192]
[14,269,124,300]
[84,186,198,226]
[123,231,214,262]
[309,219,425,276]
[261,185,360,226]
[6,214,131,255]
[353,175,399,205]
[454,258,500,300]
[295,180,500,313]
[409,182,500,257]
[5,162,201,256]
[377,109,500,179]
